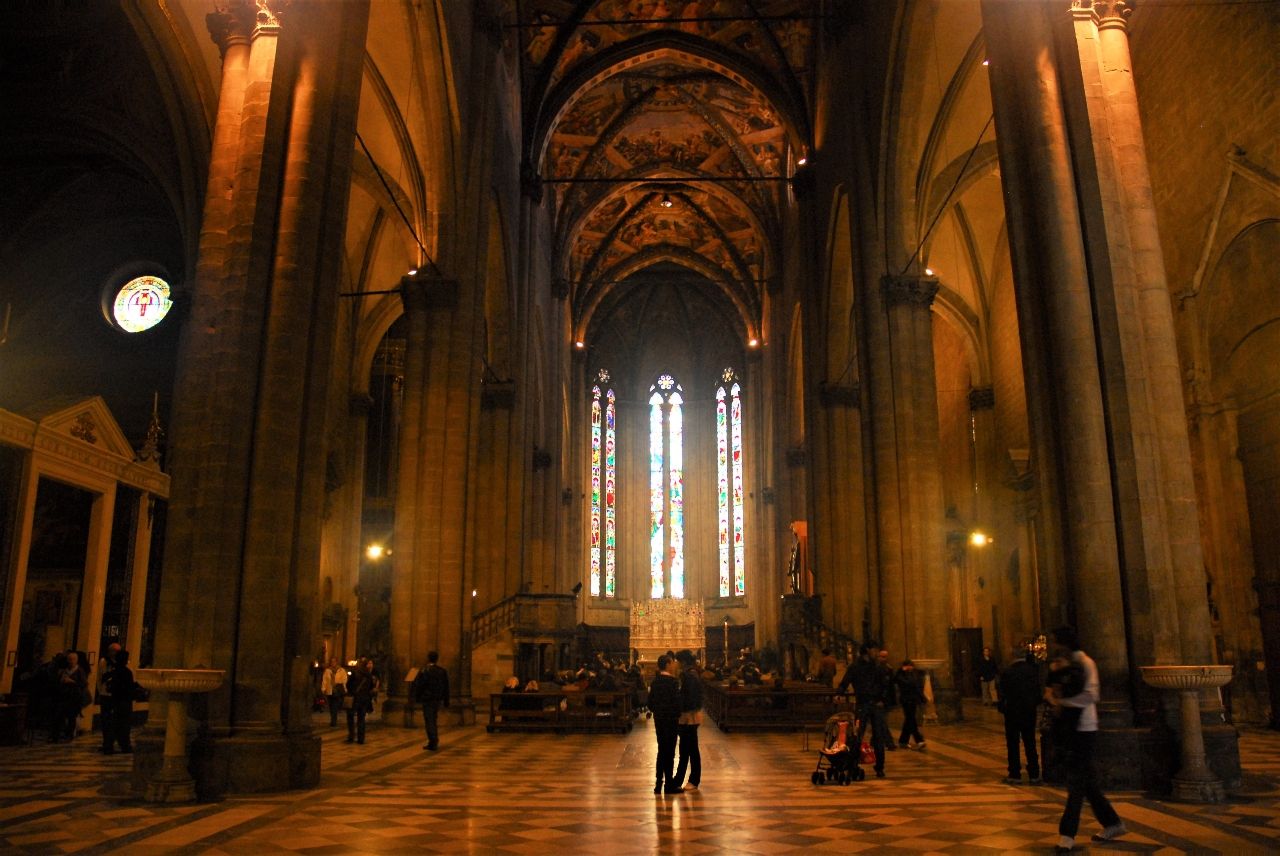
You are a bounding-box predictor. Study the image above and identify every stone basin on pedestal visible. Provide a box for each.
[134,668,225,803]
[912,658,946,724]
[1140,665,1233,802]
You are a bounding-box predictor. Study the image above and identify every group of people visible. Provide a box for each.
[831,646,928,778]
[14,644,138,749]
[647,649,703,794]
[320,656,380,745]
[995,628,1127,853]
[320,652,451,749]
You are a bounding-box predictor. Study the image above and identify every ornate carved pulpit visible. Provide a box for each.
[631,598,704,677]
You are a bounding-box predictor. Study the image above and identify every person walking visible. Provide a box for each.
[100,649,136,754]
[673,649,704,791]
[840,647,895,777]
[410,651,450,751]
[648,654,683,794]
[345,658,376,745]
[978,646,1000,706]
[1047,627,1126,853]
[322,658,348,728]
[895,659,926,750]
[998,646,1042,785]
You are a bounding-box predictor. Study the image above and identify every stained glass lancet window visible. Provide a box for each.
[717,369,746,597]
[590,370,617,598]
[649,374,685,598]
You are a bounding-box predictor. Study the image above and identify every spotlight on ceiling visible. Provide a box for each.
[982,59,990,67]
[574,340,585,349]
[925,267,935,276]
[796,156,808,166]
[408,268,418,276]
[366,544,386,560]
[748,337,760,348]
[660,193,674,208]
[969,531,992,547]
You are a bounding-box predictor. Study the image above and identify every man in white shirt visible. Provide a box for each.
[321,658,348,728]
[1046,627,1126,853]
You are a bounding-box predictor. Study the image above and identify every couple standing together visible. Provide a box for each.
[649,650,703,794]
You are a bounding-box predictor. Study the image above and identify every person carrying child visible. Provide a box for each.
[1045,627,1126,854]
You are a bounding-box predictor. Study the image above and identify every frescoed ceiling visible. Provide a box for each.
[516,0,815,340]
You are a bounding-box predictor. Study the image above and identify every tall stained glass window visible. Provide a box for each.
[716,368,746,597]
[590,370,617,598]
[649,374,685,598]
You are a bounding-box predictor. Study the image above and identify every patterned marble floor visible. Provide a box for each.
[1,706,1277,854]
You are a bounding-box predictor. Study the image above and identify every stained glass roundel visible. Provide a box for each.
[111,275,173,333]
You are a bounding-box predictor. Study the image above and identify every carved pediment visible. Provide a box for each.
[24,395,135,460]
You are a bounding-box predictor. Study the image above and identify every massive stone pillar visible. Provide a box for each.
[142,0,370,796]
[870,274,955,718]
[981,0,1131,702]
[389,267,477,714]
[1062,0,1215,668]
[983,0,1236,787]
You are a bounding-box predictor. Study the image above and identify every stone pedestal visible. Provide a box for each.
[1142,665,1233,802]
[134,669,224,803]
[913,659,961,724]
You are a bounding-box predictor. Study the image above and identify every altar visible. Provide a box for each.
[631,598,704,676]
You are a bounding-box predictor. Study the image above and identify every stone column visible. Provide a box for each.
[77,482,117,668]
[389,269,471,705]
[0,454,37,693]
[812,381,867,638]
[1065,0,1214,667]
[879,274,956,719]
[146,0,371,796]
[980,0,1131,700]
[123,491,154,661]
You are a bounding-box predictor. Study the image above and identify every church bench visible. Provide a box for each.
[486,691,633,733]
[703,682,853,732]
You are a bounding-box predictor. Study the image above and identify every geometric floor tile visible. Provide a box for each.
[1,706,1277,854]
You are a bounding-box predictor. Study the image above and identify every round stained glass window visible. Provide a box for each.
[112,275,172,333]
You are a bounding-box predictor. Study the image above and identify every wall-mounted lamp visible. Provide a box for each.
[925,267,935,276]
[747,337,759,348]
[969,531,992,547]
[574,340,585,349]
[366,544,386,560]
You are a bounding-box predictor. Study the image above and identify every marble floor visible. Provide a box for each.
[1,706,1277,854]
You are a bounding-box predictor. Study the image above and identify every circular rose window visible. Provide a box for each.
[110,274,173,333]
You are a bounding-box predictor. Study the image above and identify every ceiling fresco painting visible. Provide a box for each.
[517,0,815,341]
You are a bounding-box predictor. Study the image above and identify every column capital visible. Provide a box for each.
[1070,0,1133,30]
[206,1,287,55]
[881,274,939,308]
[968,386,995,411]
[818,381,860,409]
[400,270,458,312]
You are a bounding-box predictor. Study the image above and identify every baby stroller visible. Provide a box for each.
[812,711,865,785]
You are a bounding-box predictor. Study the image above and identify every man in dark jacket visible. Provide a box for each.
[895,659,926,749]
[411,651,450,751]
[998,646,1042,784]
[648,654,683,794]
[839,646,895,777]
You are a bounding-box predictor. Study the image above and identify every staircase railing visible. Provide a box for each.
[472,596,517,647]
[780,594,859,666]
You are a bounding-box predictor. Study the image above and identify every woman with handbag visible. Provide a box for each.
[673,649,704,791]
[345,659,376,744]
